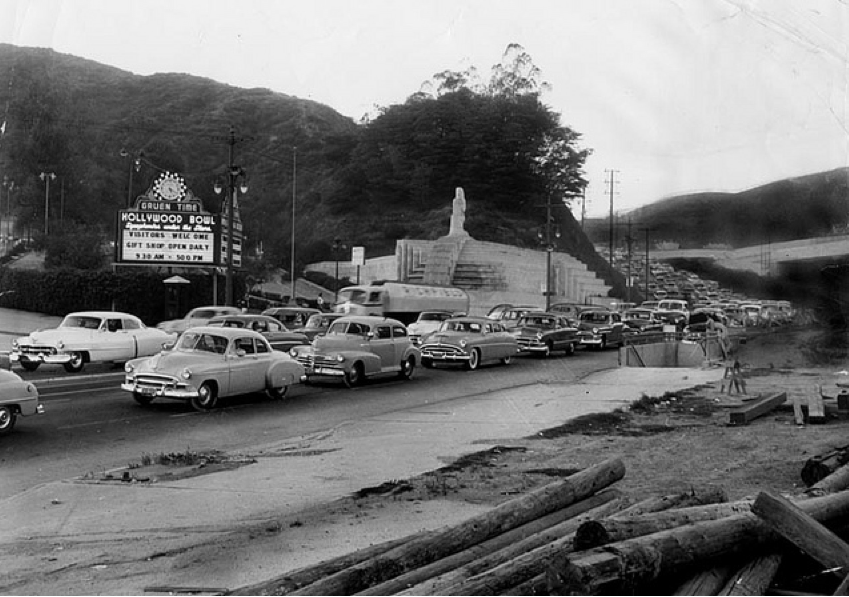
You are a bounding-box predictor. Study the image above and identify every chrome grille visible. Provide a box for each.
[133,373,181,390]
[421,345,464,357]
[18,345,57,356]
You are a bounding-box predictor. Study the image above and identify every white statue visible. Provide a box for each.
[448,187,469,236]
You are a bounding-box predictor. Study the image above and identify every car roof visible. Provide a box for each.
[67,311,140,319]
[181,326,267,339]
[208,314,277,322]
[332,315,405,326]
[263,307,320,314]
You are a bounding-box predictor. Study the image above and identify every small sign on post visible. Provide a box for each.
[351,246,365,266]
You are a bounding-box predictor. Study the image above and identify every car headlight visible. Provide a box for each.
[592,327,599,334]
[460,339,467,348]
[181,368,192,380]
[290,348,299,357]
[336,354,345,363]
[11,339,17,349]
[536,332,543,340]
[125,362,135,373]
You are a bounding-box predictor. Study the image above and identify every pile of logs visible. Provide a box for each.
[230,456,849,596]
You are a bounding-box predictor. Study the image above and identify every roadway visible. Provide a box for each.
[1,347,619,500]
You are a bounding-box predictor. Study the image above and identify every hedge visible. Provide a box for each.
[0,267,247,326]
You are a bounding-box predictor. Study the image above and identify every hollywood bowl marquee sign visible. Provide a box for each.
[115,172,241,267]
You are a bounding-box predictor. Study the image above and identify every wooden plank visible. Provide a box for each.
[752,491,849,575]
[808,388,827,424]
[793,394,806,425]
[727,392,786,426]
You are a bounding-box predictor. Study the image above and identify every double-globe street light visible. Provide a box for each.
[214,166,248,307]
[39,172,56,237]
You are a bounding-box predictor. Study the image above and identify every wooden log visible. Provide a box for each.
[673,565,733,595]
[611,486,728,518]
[803,446,849,487]
[230,535,411,595]
[357,489,622,596]
[395,498,625,596]
[407,487,711,596]
[547,490,849,596]
[717,553,782,596]
[727,392,787,426]
[574,499,755,550]
[500,573,546,595]
[811,462,849,494]
[289,457,626,596]
[752,491,849,576]
[834,572,849,596]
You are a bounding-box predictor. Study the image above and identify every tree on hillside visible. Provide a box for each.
[327,44,590,249]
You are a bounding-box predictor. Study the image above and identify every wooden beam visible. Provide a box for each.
[672,565,733,595]
[717,553,782,596]
[289,457,626,595]
[752,491,849,577]
[727,392,786,426]
[808,388,827,424]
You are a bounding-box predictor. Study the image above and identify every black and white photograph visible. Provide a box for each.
[2,1,849,594]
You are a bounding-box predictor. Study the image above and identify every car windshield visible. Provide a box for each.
[626,311,651,320]
[419,312,449,322]
[581,312,611,323]
[337,289,368,305]
[305,315,331,328]
[60,315,102,329]
[327,321,370,336]
[208,319,246,328]
[520,316,555,328]
[175,332,229,354]
[439,320,483,333]
[188,309,217,318]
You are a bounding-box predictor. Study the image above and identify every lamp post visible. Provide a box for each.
[537,193,561,311]
[39,172,56,237]
[214,166,248,307]
[120,149,144,208]
[1,177,11,253]
[291,146,297,302]
[332,237,347,303]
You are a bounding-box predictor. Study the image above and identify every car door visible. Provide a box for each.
[370,324,397,372]
[483,322,509,359]
[227,336,264,395]
[391,324,410,365]
[127,318,163,356]
[95,317,135,361]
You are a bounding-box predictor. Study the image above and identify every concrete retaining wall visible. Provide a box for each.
[621,337,725,368]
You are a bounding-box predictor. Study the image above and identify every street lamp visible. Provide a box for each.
[39,172,56,237]
[332,237,347,303]
[214,166,248,306]
[1,177,12,253]
[120,149,145,208]
[538,220,561,311]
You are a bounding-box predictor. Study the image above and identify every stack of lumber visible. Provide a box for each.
[230,456,849,596]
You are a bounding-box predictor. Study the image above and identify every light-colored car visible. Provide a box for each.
[0,368,43,434]
[576,309,626,349]
[419,316,518,370]
[207,314,310,353]
[11,311,178,373]
[156,305,242,335]
[488,306,545,330]
[512,312,579,357]
[298,313,346,341]
[407,310,457,345]
[121,326,305,411]
[290,316,420,388]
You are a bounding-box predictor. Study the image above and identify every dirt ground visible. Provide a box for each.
[8,325,849,596]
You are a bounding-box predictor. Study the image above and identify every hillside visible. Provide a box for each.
[584,168,849,250]
[0,44,625,295]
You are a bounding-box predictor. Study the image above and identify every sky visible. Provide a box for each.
[1,0,848,219]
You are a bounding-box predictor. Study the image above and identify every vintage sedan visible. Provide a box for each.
[298,312,346,341]
[121,327,304,411]
[576,309,626,350]
[622,308,665,335]
[512,312,579,357]
[207,314,310,352]
[290,316,419,388]
[261,307,321,330]
[419,316,518,370]
[488,306,545,330]
[407,310,458,346]
[0,368,43,435]
[156,305,242,335]
[11,311,177,373]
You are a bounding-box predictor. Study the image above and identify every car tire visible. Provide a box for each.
[267,385,289,400]
[501,354,512,365]
[0,406,16,435]
[542,342,553,358]
[63,352,85,373]
[466,349,481,371]
[421,357,434,369]
[564,342,576,356]
[19,360,39,372]
[398,356,415,380]
[344,363,363,388]
[599,337,607,351]
[190,382,218,411]
[132,392,154,406]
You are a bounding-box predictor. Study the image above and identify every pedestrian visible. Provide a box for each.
[317,293,325,310]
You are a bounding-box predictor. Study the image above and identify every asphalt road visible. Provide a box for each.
[0,347,619,500]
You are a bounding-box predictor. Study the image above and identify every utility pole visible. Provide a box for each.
[625,218,634,303]
[291,146,297,302]
[580,184,587,230]
[605,169,619,273]
[641,227,655,301]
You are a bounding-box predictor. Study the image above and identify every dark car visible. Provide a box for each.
[622,308,664,335]
[511,312,579,357]
[207,314,310,353]
[576,309,625,350]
